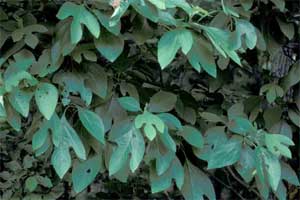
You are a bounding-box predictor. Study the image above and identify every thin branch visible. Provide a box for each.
[226,167,261,198]
[206,170,247,200]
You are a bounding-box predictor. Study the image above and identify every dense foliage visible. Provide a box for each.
[0,0,299,199]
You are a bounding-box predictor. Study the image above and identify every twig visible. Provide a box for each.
[205,170,247,200]
[226,167,261,198]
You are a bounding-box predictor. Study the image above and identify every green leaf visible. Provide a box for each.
[227,117,257,136]
[260,83,284,103]
[11,24,47,42]
[33,113,60,153]
[72,155,102,193]
[177,106,197,125]
[207,136,242,169]
[200,112,226,123]
[53,71,92,106]
[148,91,177,113]
[59,115,86,160]
[35,83,58,120]
[49,114,85,178]
[255,28,267,51]
[234,19,257,49]
[11,24,47,49]
[135,111,165,140]
[3,53,37,92]
[255,147,281,192]
[235,146,256,183]
[158,29,193,69]
[187,36,217,77]
[132,1,159,23]
[221,0,239,17]
[181,161,216,200]
[25,176,38,192]
[149,0,166,9]
[130,127,145,172]
[240,0,254,10]
[85,64,108,99]
[201,25,241,66]
[31,49,61,77]
[25,34,39,49]
[108,120,145,175]
[118,96,141,112]
[0,99,6,119]
[288,109,300,128]
[263,149,281,191]
[254,148,269,198]
[95,32,124,62]
[78,107,105,144]
[281,162,300,186]
[110,0,130,26]
[4,67,38,92]
[56,2,100,44]
[5,99,21,131]
[150,157,184,193]
[51,146,71,179]
[227,103,245,120]
[35,136,51,157]
[158,10,177,25]
[274,181,287,200]
[8,88,32,117]
[180,125,203,148]
[156,150,176,175]
[276,18,294,40]
[32,122,49,151]
[71,45,97,63]
[159,127,176,152]
[157,113,182,130]
[93,10,121,36]
[145,141,176,176]
[270,120,293,139]
[263,106,283,130]
[270,0,285,11]
[166,0,192,15]
[194,126,227,161]
[36,175,53,188]
[281,61,300,91]
[265,133,294,158]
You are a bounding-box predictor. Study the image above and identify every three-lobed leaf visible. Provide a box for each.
[181,161,216,200]
[158,29,193,69]
[56,2,100,44]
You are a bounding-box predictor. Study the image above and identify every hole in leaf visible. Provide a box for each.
[86,168,91,173]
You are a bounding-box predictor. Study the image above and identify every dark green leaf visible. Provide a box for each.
[78,107,105,144]
[118,96,141,112]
